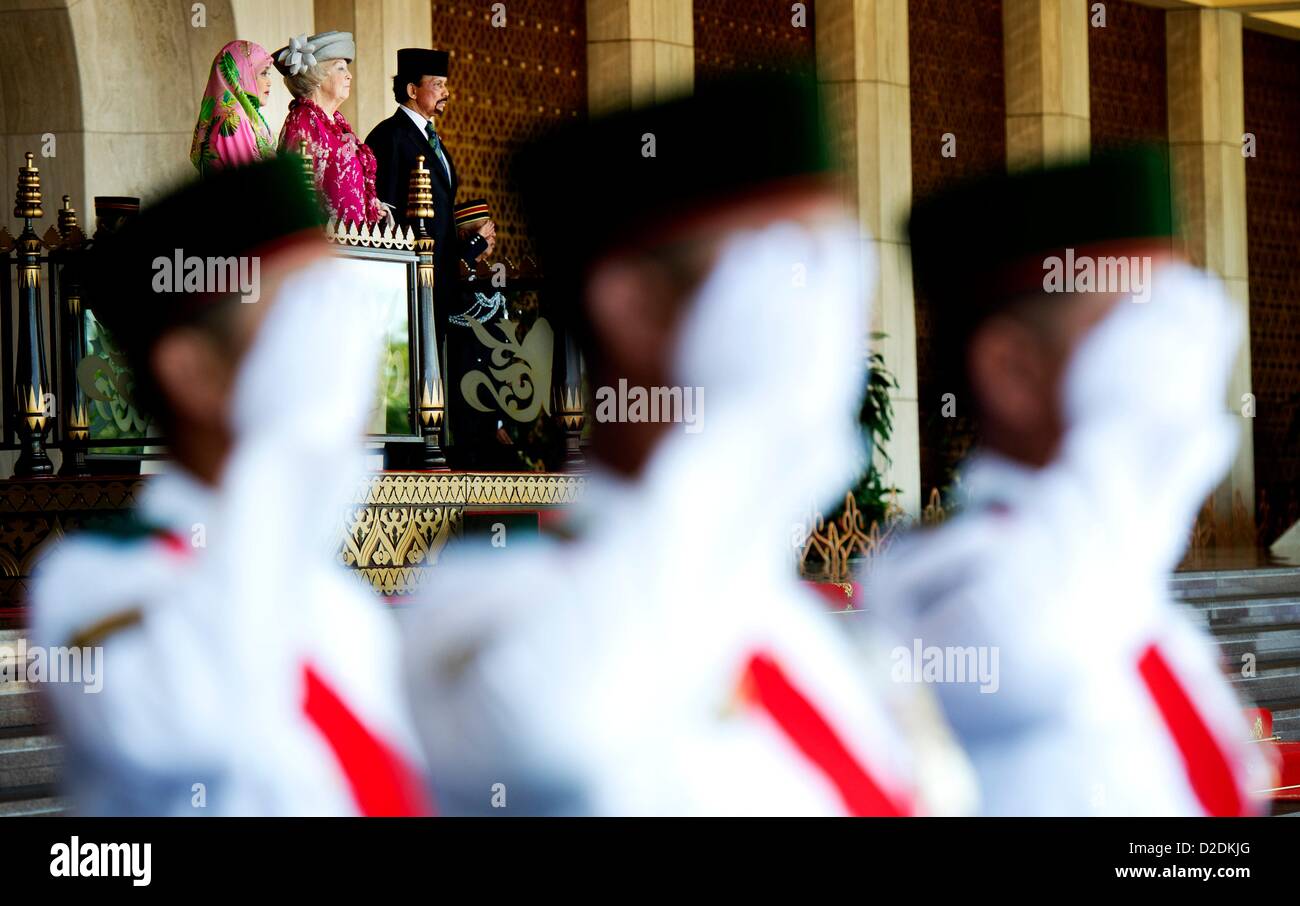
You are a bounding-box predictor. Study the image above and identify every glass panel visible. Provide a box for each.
[74,254,415,451]
[329,255,414,436]
[80,309,159,450]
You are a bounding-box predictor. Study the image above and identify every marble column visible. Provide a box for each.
[69,0,238,205]
[585,0,693,116]
[1167,7,1255,527]
[1003,0,1090,169]
[0,3,85,235]
[232,0,317,139]
[816,0,921,516]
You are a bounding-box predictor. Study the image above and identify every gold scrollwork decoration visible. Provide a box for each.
[460,316,554,423]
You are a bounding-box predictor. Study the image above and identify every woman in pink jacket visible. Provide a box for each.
[273,31,391,227]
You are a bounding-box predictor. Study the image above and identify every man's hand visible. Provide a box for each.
[477,220,496,257]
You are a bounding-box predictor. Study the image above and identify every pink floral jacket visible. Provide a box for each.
[278,98,384,226]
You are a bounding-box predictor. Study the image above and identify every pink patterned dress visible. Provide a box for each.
[278,98,385,226]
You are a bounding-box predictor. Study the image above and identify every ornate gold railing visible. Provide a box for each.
[0,149,589,479]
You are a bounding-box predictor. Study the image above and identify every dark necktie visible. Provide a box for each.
[425,121,449,177]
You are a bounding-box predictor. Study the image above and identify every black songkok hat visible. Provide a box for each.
[85,155,325,355]
[907,146,1177,348]
[516,69,834,297]
[397,48,449,82]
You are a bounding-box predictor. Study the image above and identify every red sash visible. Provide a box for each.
[741,651,911,816]
[1138,643,1247,817]
[302,663,433,817]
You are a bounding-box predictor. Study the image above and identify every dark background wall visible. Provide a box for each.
[694,0,816,84]
[1088,0,1167,149]
[1244,27,1300,544]
[909,0,1005,496]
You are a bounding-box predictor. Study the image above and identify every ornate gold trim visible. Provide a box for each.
[798,488,947,582]
[356,473,465,505]
[324,216,416,251]
[0,478,145,513]
[356,566,439,596]
[341,505,460,570]
[464,474,585,506]
[354,472,585,507]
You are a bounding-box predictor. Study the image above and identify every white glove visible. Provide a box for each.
[668,218,873,512]
[231,256,386,446]
[672,217,871,428]
[225,255,386,563]
[1060,262,1243,570]
[1065,263,1241,429]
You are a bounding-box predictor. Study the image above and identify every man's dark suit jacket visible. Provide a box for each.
[366,107,486,315]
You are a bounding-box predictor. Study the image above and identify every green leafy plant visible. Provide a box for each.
[851,333,902,527]
[798,333,903,577]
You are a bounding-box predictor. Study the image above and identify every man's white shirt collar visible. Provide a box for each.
[401,104,450,177]
[400,104,431,132]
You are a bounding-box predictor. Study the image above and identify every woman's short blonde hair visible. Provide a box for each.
[283,60,334,100]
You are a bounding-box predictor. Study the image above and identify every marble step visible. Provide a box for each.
[0,728,62,791]
[0,683,44,730]
[1209,630,1300,670]
[1168,569,1300,742]
[0,786,64,816]
[1170,568,1300,602]
[1178,594,1300,625]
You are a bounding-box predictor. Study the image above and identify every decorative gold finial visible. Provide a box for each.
[406,155,435,222]
[15,151,43,220]
[57,195,78,236]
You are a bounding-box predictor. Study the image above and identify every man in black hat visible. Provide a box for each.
[366,48,494,297]
[865,151,1269,816]
[366,48,502,468]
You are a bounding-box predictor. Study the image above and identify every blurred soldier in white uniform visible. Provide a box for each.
[401,74,972,816]
[31,158,430,816]
[866,152,1273,816]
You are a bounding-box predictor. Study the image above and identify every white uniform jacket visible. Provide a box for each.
[866,265,1273,816]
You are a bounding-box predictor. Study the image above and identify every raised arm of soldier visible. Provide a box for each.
[402,74,930,817]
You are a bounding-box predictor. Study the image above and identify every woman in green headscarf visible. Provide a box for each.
[190,40,277,176]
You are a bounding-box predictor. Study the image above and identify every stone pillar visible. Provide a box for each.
[231,0,317,139]
[1003,0,1090,168]
[585,0,693,116]
[0,5,86,236]
[69,0,238,206]
[314,0,432,137]
[816,0,920,516]
[1167,7,1254,526]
